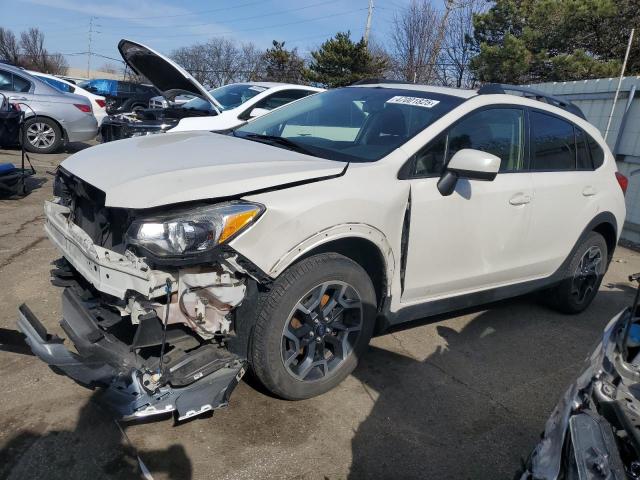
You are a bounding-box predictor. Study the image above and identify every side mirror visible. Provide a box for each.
[249,107,270,119]
[437,148,501,196]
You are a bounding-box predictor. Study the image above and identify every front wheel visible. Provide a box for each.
[546,231,608,314]
[249,253,376,400]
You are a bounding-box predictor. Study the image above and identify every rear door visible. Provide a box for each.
[527,109,602,276]
[401,106,536,302]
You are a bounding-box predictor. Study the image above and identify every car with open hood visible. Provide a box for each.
[18,81,626,421]
[99,39,322,142]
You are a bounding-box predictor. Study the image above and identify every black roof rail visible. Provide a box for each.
[477,83,586,119]
[350,78,414,86]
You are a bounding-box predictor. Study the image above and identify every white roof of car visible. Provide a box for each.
[353,82,477,99]
[243,82,324,91]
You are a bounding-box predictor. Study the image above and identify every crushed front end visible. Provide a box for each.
[521,275,640,479]
[18,168,263,421]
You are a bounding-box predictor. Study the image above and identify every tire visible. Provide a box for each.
[546,231,608,314]
[250,253,376,400]
[22,117,62,154]
[131,104,146,113]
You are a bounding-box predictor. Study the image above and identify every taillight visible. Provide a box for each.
[74,103,91,113]
[95,99,106,108]
[616,172,629,195]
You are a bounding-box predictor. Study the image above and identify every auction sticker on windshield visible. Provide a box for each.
[386,96,440,108]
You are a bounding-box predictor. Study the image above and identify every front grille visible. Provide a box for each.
[56,168,130,252]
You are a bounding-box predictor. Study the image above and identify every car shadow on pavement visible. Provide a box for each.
[0,389,192,480]
[347,289,636,480]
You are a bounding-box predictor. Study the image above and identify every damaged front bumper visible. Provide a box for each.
[18,200,251,421]
[17,287,246,421]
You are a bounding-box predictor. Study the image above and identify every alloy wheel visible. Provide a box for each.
[26,122,56,149]
[571,246,603,304]
[281,281,363,382]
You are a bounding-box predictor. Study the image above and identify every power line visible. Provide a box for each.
[97,0,344,30]
[94,8,368,40]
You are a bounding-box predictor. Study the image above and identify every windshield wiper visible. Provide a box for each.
[240,133,314,156]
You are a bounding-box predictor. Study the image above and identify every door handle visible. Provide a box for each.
[509,193,531,206]
[8,96,27,101]
[582,186,597,197]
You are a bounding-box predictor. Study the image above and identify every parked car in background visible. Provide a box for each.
[28,71,108,126]
[100,40,322,142]
[0,63,97,153]
[18,81,626,420]
[148,93,195,109]
[79,78,159,114]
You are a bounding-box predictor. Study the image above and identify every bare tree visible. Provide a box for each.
[391,0,443,83]
[0,27,20,64]
[172,43,209,85]
[438,0,484,88]
[240,42,265,81]
[172,39,267,87]
[99,62,120,75]
[20,28,48,71]
[45,52,69,76]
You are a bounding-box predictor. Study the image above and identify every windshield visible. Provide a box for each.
[182,83,267,112]
[234,87,464,162]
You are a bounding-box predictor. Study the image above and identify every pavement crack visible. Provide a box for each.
[389,332,419,361]
[0,214,44,240]
[0,237,46,270]
[389,332,518,417]
[423,357,518,417]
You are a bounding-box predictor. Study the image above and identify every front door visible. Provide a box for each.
[401,107,536,303]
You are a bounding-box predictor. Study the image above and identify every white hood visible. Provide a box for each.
[118,39,222,112]
[61,131,345,209]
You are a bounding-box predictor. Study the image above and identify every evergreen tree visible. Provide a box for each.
[470,0,638,83]
[305,32,388,88]
[263,41,305,84]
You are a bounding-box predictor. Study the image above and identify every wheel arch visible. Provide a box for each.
[269,224,395,309]
[592,219,617,262]
[24,114,67,141]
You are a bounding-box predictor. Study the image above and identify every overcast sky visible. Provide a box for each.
[2,0,445,70]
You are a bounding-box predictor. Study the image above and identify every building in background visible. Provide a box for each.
[525,77,640,244]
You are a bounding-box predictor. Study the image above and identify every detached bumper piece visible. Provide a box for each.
[17,286,245,421]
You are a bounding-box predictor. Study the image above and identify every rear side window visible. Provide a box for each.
[0,70,31,93]
[254,90,314,111]
[575,128,592,170]
[587,135,605,169]
[412,107,525,177]
[530,111,576,170]
[12,74,31,93]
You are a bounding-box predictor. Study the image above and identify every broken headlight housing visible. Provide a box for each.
[125,201,264,257]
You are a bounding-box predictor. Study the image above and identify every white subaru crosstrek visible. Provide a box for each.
[18,81,627,421]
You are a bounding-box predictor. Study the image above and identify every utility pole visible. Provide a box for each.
[604,28,635,143]
[87,16,94,79]
[364,0,374,45]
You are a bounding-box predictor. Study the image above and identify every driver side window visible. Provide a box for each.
[413,108,525,177]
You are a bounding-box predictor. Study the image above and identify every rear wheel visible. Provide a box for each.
[249,253,376,400]
[22,117,62,153]
[546,231,608,314]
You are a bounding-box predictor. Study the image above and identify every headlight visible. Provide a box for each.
[125,201,264,257]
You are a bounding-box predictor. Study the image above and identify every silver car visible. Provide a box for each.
[0,64,98,153]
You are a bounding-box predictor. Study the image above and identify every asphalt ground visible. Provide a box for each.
[1,142,639,479]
